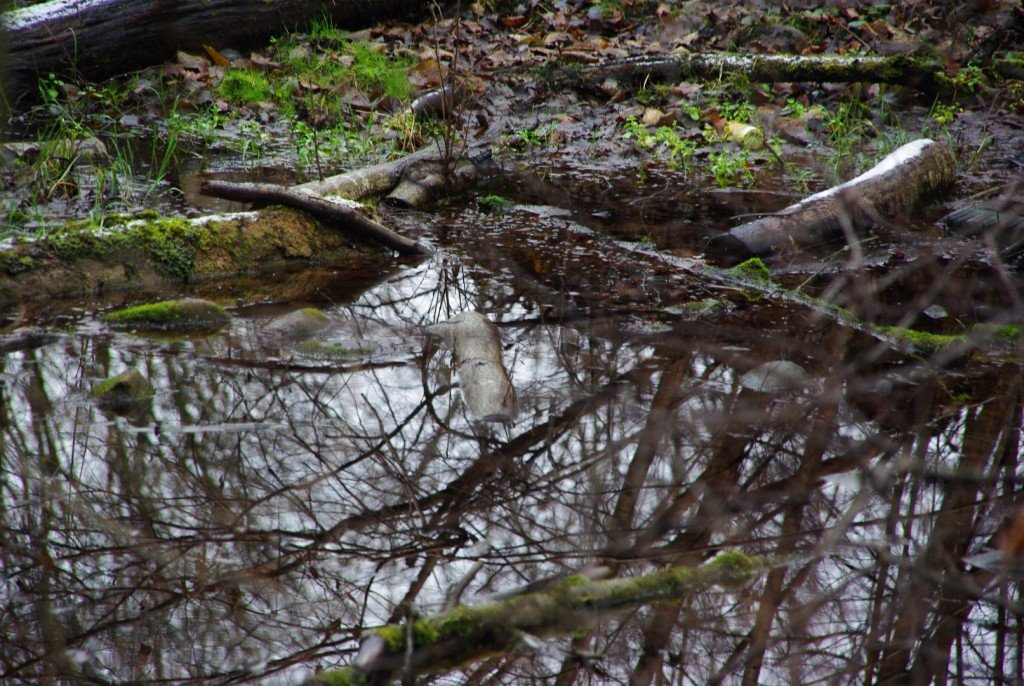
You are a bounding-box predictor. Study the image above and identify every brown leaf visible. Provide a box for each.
[501,15,527,28]
[203,44,231,68]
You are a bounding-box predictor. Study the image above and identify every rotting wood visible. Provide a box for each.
[0,0,430,106]
[704,139,956,265]
[567,52,948,95]
[426,311,516,422]
[303,552,763,686]
[202,179,431,255]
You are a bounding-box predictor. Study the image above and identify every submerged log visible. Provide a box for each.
[202,179,431,255]
[426,311,516,422]
[569,52,948,95]
[705,139,955,265]
[303,552,762,685]
[1,0,429,106]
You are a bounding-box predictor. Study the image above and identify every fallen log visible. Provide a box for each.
[201,179,431,255]
[568,52,948,96]
[303,552,762,685]
[0,0,429,107]
[426,311,516,422]
[704,139,955,265]
[294,145,445,200]
[0,208,375,305]
[384,157,479,209]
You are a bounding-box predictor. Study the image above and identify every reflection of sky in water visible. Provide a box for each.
[1,247,1021,684]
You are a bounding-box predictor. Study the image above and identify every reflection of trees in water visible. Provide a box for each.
[1,259,1022,684]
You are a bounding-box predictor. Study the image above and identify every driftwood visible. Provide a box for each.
[570,52,948,96]
[426,311,516,422]
[294,145,445,199]
[704,139,955,265]
[303,552,762,685]
[0,0,428,106]
[201,179,430,255]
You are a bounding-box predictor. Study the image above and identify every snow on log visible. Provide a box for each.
[1,0,429,106]
[426,311,516,422]
[705,139,955,266]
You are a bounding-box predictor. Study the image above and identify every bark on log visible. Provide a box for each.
[426,311,516,422]
[202,179,431,255]
[568,52,948,95]
[384,158,478,209]
[704,139,955,266]
[294,145,445,199]
[0,0,430,106]
[304,552,762,685]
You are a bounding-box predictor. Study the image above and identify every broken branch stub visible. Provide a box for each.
[427,311,516,422]
[705,139,955,265]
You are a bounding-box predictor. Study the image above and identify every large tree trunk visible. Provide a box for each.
[0,0,430,106]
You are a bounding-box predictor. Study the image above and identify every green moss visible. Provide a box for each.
[42,214,215,282]
[309,668,367,686]
[879,325,962,352]
[971,323,1023,346]
[217,69,273,105]
[0,250,35,275]
[104,298,231,331]
[92,368,155,404]
[478,194,515,214]
[727,257,772,284]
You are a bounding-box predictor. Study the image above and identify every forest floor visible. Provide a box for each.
[0,0,1023,300]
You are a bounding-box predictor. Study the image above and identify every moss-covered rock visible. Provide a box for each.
[726,257,772,284]
[104,298,231,332]
[92,369,155,412]
[263,307,331,339]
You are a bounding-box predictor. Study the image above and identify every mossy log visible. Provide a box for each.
[201,180,431,255]
[305,552,763,686]
[0,208,367,305]
[705,139,955,265]
[1,0,430,107]
[569,52,947,95]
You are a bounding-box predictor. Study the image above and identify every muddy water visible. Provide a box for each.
[2,169,1023,685]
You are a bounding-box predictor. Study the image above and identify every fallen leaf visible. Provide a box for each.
[203,44,231,67]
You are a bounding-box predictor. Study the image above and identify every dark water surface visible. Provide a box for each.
[2,169,1023,685]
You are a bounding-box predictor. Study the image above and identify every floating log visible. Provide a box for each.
[303,552,762,685]
[426,311,516,422]
[704,139,955,265]
[0,0,429,106]
[568,52,948,96]
[201,179,431,255]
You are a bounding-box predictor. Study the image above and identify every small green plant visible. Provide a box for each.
[929,101,959,126]
[623,117,697,170]
[708,149,754,187]
[509,127,547,149]
[717,100,756,123]
[952,64,985,93]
